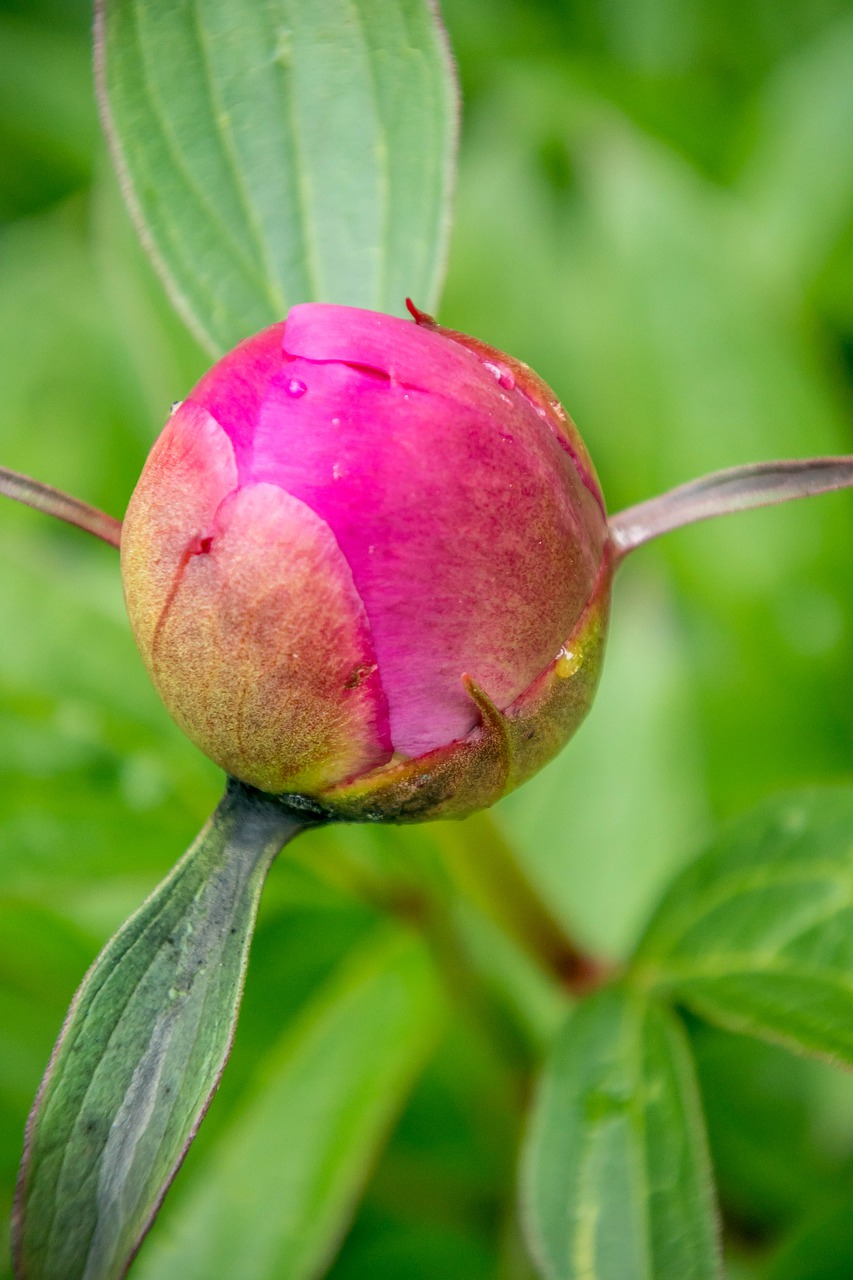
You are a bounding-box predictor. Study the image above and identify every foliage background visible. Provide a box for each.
[1,0,852,1276]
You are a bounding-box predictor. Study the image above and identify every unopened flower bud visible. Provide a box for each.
[121,303,612,821]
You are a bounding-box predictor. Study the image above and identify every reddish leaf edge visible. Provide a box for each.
[0,465,122,549]
[609,456,853,560]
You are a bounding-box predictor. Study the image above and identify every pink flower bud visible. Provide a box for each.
[121,304,612,821]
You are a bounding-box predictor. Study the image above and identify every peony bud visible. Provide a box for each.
[121,303,612,821]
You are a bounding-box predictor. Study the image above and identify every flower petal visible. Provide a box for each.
[249,355,606,757]
[123,404,391,792]
[142,481,392,793]
[122,401,238,658]
[190,321,286,465]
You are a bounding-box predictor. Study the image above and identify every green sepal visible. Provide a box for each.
[14,780,311,1280]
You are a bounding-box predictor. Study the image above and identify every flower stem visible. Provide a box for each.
[0,466,122,549]
[437,813,609,995]
[608,455,853,560]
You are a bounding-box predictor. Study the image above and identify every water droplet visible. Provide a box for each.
[332,462,343,480]
[556,646,581,678]
[169,400,183,416]
[483,361,515,390]
[285,377,307,398]
[331,416,341,427]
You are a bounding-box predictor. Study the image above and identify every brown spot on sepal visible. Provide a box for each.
[344,663,377,690]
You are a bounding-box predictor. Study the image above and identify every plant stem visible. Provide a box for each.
[0,466,122,549]
[608,455,853,559]
[437,813,609,996]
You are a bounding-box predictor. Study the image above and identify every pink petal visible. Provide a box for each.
[122,401,239,656]
[248,349,606,758]
[284,303,525,423]
[190,322,286,461]
[123,405,391,792]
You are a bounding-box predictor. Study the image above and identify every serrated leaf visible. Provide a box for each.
[14,782,309,1280]
[135,925,443,1280]
[520,986,721,1280]
[95,0,458,355]
[634,788,853,1064]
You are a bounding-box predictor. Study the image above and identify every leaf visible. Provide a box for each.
[634,788,853,1065]
[520,986,721,1280]
[14,781,310,1280]
[134,924,443,1280]
[609,458,853,559]
[686,1019,853,1235]
[95,0,459,355]
[740,11,853,284]
[767,1196,853,1280]
[0,10,96,221]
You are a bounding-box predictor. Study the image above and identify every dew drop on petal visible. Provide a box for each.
[285,377,307,398]
[483,361,515,391]
[556,646,581,678]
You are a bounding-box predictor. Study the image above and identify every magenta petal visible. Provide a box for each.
[190,322,286,462]
[284,304,493,400]
[249,355,605,757]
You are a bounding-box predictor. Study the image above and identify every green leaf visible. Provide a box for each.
[740,12,853,284]
[135,924,443,1280]
[634,788,853,1064]
[687,1019,853,1236]
[767,1196,853,1280]
[95,0,458,355]
[0,11,96,221]
[520,986,721,1280]
[14,781,310,1280]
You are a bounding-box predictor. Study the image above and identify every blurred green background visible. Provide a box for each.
[1,0,853,1275]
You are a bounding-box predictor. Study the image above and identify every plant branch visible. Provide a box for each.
[0,466,122,549]
[608,456,853,559]
[437,813,609,996]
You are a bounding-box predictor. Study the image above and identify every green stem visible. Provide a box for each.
[14,780,314,1280]
[0,466,122,548]
[437,813,609,995]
